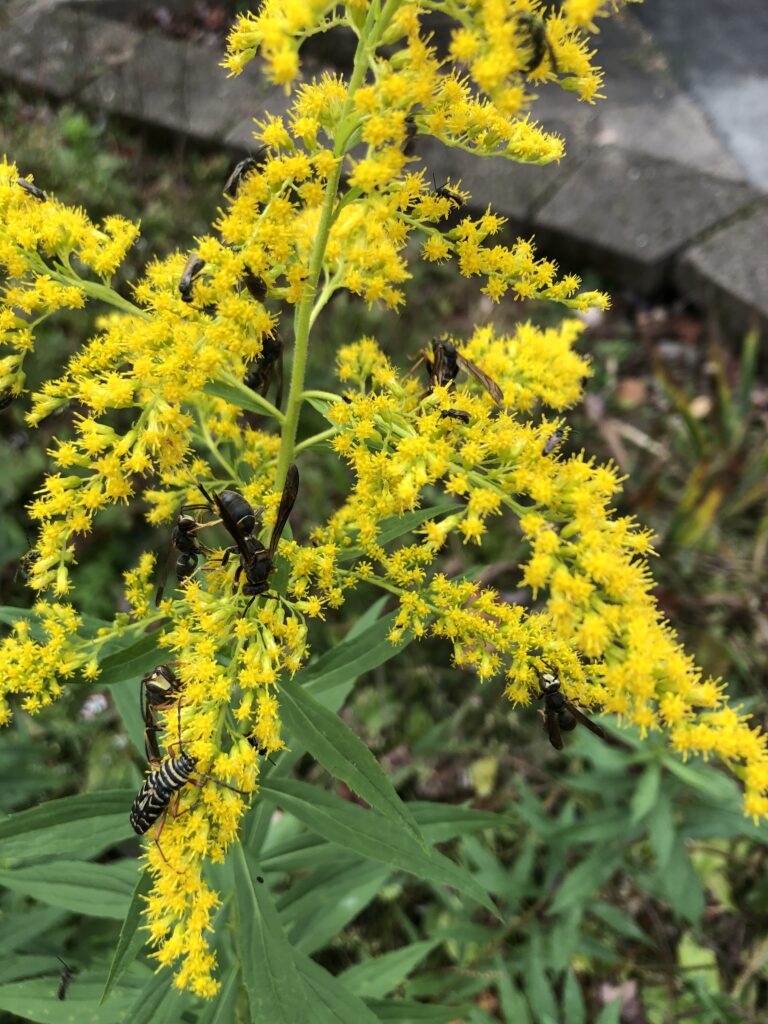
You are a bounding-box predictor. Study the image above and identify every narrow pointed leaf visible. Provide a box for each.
[340,941,437,998]
[101,870,152,1004]
[294,955,381,1024]
[279,678,423,846]
[0,790,134,863]
[0,860,137,918]
[232,843,311,1024]
[261,778,497,916]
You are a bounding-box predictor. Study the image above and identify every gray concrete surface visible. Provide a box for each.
[0,0,766,331]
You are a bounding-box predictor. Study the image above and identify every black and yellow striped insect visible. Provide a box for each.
[130,752,199,835]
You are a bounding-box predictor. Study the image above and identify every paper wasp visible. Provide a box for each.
[140,664,182,764]
[56,957,75,1000]
[244,334,284,408]
[179,253,205,303]
[17,178,46,201]
[223,149,267,198]
[539,671,607,750]
[199,464,299,614]
[517,13,557,74]
[414,338,503,405]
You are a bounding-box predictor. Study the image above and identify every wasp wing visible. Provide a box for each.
[457,355,503,404]
[544,705,564,750]
[268,464,299,559]
[563,700,608,741]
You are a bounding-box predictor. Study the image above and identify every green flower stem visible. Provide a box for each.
[294,426,339,454]
[274,0,402,490]
[301,390,342,403]
[46,265,149,319]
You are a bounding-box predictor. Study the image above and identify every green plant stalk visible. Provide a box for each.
[274,0,401,489]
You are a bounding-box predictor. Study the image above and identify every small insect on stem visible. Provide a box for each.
[17,178,47,201]
[56,957,75,1000]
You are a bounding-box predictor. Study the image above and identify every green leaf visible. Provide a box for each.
[204,380,274,416]
[662,838,704,925]
[125,968,188,1024]
[99,633,172,688]
[549,851,621,913]
[589,903,653,946]
[648,793,676,869]
[336,503,463,563]
[524,931,557,1022]
[341,941,437,999]
[367,999,469,1022]
[0,907,65,954]
[281,860,391,955]
[294,955,381,1024]
[562,969,586,1024]
[0,975,138,1023]
[261,778,497,916]
[494,960,531,1024]
[232,842,311,1024]
[631,763,661,824]
[409,802,504,843]
[279,678,423,847]
[197,966,241,1024]
[595,998,623,1024]
[0,790,135,864]
[101,870,152,1005]
[0,860,137,919]
[299,611,413,710]
[0,955,60,985]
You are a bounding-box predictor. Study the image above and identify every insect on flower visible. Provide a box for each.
[200,464,299,615]
[129,703,248,844]
[517,13,558,74]
[17,177,47,201]
[439,409,471,425]
[155,507,212,606]
[431,179,465,215]
[538,671,607,750]
[0,391,14,410]
[140,664,183,764]
[178,253,206,303]
[244,333,284,409]
[543,430,563,455]
[413,337,503,405]
[402,113,417,156]
[223,148,268,198]
[56,957,75,1000]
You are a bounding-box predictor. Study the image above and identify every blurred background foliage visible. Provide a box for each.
[1,88,767,1024]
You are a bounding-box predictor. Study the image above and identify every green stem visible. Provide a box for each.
[46,265,148,319]
[274,0,400,490]
[294,426,339,454]
[302,390,342,403]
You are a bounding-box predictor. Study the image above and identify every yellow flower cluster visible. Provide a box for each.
[2,0,764,1001]
[137,560,308,996]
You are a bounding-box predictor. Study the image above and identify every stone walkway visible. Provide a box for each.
[1,0,766,332]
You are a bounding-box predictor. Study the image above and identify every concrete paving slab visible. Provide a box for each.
[677,206,768,333]
[534,148,757,290]
[634,0,768,190]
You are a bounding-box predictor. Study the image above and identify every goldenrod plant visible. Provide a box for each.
[0,0,766,1017]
